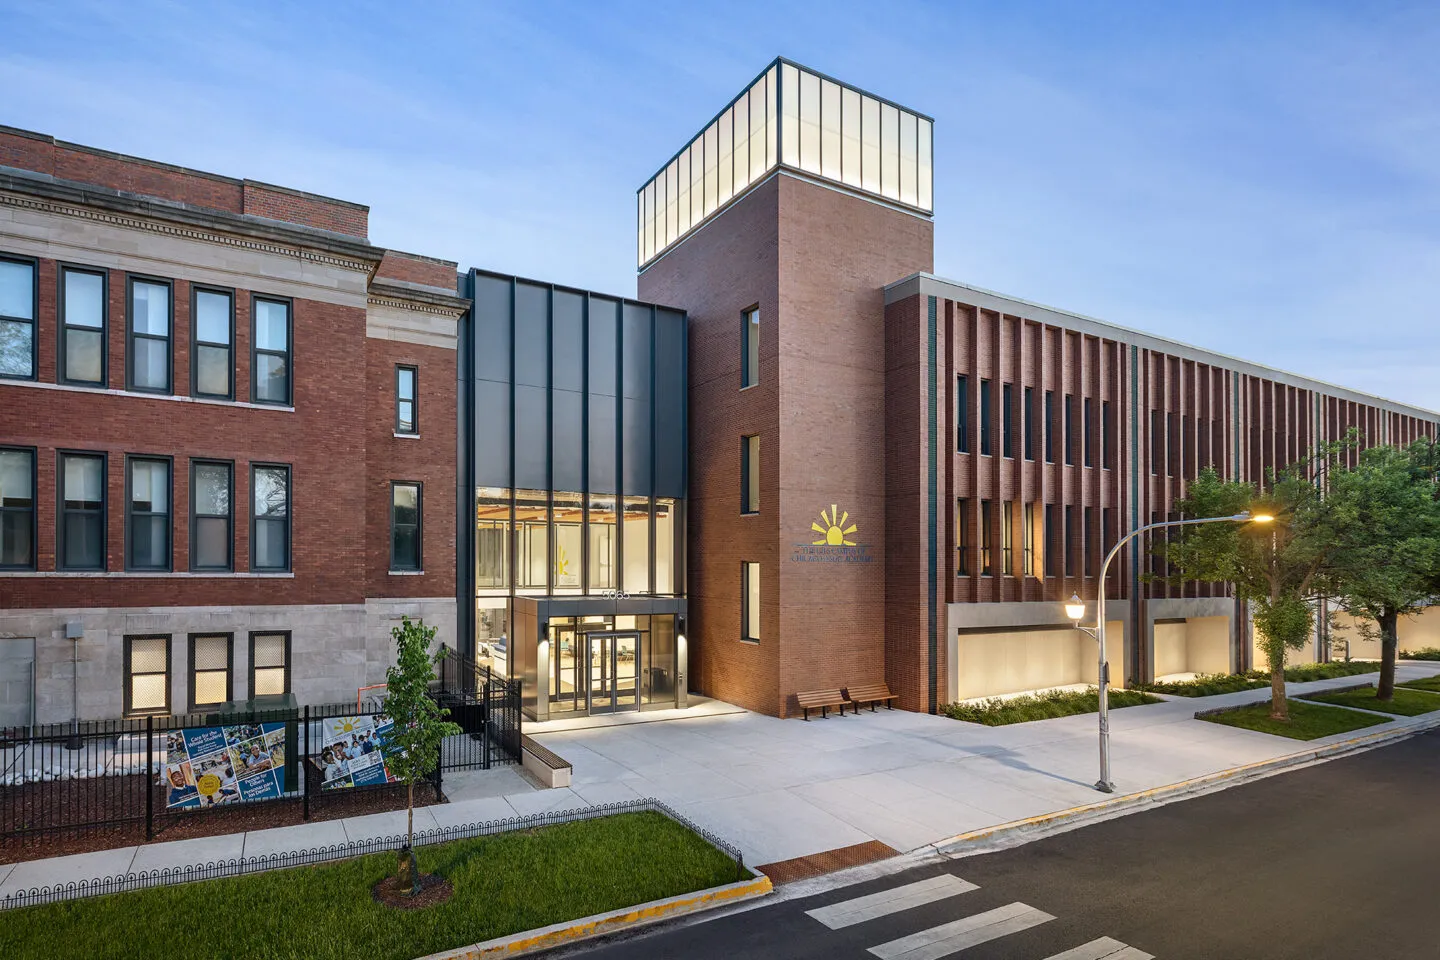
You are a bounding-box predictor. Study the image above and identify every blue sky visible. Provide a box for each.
[3,1,1437,409]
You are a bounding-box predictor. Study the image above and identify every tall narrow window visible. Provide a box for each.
[1151,411,1164,475]
[390,481,422,571]
[741,435,760,514]
[1102,401,1115,470]
[126,457,170,571]
[741,561,761,642]
[0,447,36,569]
[0,256,37,380]
[190,461,232,571]
[192,288,233,399]
[129,278,174,394]
[60,267,106,385]
[396,365,418,434]
[1083,398,1094,467]
[980,380,992,455]
[1023,387,1035,461]
[1084,507,1096,577]
[1001,501,1014,574]
[1064,505,1076,577]
[59,452,105,570]
[1168,412,1180,476]
[1044,391,1055,463]
[1102,507,1115,562]
[252,465,290,572]
[1022,503,1035,577]
[253,297,292,405]
[250,631,291,697]
[980,500,993,576]
[1044,504,1058,578]
[741,306,759,387]
[1181,414,1192,479]
[956,375,969,453]
[124,635,169,717]
[1002,384,1014,458]
[955,498,968,575]
[188,633,232,712]
[1064,395,1075,465]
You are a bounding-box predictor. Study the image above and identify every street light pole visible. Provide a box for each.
[1066,510,1269,793]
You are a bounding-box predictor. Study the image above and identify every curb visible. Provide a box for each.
[931,712,1440,858]
[413,874,773,959]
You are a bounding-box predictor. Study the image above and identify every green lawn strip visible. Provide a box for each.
[1398,674,1440,693]
[1197,698,1391,740]
[1301,685,1440,717]
[0,812,744,960]
[1244,661,1382,683]
[941,688,1161,726]
[1136,674,1268,697]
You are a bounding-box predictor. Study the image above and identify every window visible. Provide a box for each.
[1168,412,1180,476]
[124,634,169,717]
[391,481,422,571]
[192,287,233,399]
[128,277,171,392]
[126,457,171,571]
[1001,501,1014,574]
[0,256,37,379]
[980,380,992,455]
[396,365,418,434]
[1064,505,1076,577]
[980,499,993,576]
[60,267,106,386]
[191,461,232,571]
[253,297,291,405]
[741,306,759,387]
[1102,401,1115,470]
[1022,503,1036,577]
[476,488,511,589]
[188,633,233,712]
[0,447,36,569]
[252,465,290,571]
[1151,411,1164,475]
[249,631,291,697]
[59,452,105,571]
[1083,398,1094,467]
[1001,384,1013,458]
[956,375,969,453]
[741,561,761,641]
[1084,507,1096,577]
[1064,395,1075,465]
[1044,504,1058,578]
[1023,387,1035,461]
[955,498,968,575]
[1199,417,1211,471]
[1182,415,1192,479]
[741,435,760,514]
[1044,391,1055,463]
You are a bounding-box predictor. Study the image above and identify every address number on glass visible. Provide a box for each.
[600,589,631,600]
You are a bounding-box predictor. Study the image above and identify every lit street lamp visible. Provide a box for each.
[1067,510,1273,793]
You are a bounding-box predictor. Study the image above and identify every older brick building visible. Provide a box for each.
[0,126,466,725]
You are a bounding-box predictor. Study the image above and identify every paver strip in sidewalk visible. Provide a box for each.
[756,840,899,885]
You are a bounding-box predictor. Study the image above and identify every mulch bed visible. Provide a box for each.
[372,873,454,910]
[0,774,443,865]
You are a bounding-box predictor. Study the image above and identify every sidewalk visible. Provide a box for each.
[4,663,1438,901]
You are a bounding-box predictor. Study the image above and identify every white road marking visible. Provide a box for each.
[1042,936,1155,960]
[867,901,1055,960]
[806,874,980,930]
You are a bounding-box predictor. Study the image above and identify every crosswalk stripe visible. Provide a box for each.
[806,874,980,930]
[867,901,1055,960]
[1042,937,1155,960]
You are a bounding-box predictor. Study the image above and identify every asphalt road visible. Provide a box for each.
[573,727,1440,960]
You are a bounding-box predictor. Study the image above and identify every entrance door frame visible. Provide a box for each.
[582,630,641,715]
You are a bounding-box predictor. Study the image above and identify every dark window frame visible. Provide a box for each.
[1102,400,1115,470]
[955,497,968,576]
[248,630,293,698]
[1083,397,1094,467]
[124,454,173,572]
[390,480,423,571]
[1002,383,1014,458]
[125,273,174,394]
[187,632,234,713]
[0,444,37,570]
[1084,506,1096,577]
[58,263,109,387]
[1044,391,1055,463]
[1023,386,1034,461]
[189,459,234,572]
[1064,505,1076,577]
[251,463,292,573]
[1001,501,1014,575]
[980,499,993,576]
[190,284,236,400]
[1022,502,1035,577]
[740,434,760,515]
[980,379,992,456]
[57,449,107,571]
[1064,394,1076,466]
[956,375,969,453]
[395,364,419,434]
[740,561,761,643]
[0,253,39,382]
[123,633,171,718]
[740,304,760,388]
[1044,504,1058,578]
[251,294,293,407]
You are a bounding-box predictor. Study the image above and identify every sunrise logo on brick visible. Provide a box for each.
[811,504,858,546]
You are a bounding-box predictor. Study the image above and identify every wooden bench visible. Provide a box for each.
[796,689,849,720]
[845,682,899,712]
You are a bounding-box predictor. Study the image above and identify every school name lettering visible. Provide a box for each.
[789,543,873,563]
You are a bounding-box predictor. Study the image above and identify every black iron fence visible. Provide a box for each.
[434,646,523,770]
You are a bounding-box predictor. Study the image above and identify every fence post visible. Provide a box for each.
[144,715,154,841]
[302,704,310,821]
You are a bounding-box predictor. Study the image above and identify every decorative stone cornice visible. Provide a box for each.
[367,294,467,319]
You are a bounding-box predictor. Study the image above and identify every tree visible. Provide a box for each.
[1163,451,1344,721]
[1327,440,1440,700]
[381,616,461,894]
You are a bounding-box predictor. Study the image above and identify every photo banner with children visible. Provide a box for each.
[312,715,400,789]
[161,722,288,809]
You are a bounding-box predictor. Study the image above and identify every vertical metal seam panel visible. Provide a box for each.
[927,296,938,713]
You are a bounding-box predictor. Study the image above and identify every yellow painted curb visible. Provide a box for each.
[415,874,773,960]
[934,712,1440,855]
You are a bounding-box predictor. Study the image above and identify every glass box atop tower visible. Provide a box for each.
[636,57,934,270]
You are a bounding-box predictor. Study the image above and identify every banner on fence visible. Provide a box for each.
[162,723,288,809]
[312,715,399,789]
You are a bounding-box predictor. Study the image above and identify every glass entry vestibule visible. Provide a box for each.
[550,628,639,715]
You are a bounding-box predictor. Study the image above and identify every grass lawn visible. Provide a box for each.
[0,812,744,960]
[1302,686,1440,717]
[1245,661,1382,683]
[1198,698,1391,740]
[1137,674,1268,697]
[1403,648,1440,662]
[1399,674,1440,693]
[942,687,1161,726]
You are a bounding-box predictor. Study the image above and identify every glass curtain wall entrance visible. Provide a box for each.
[550,625,640,715]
